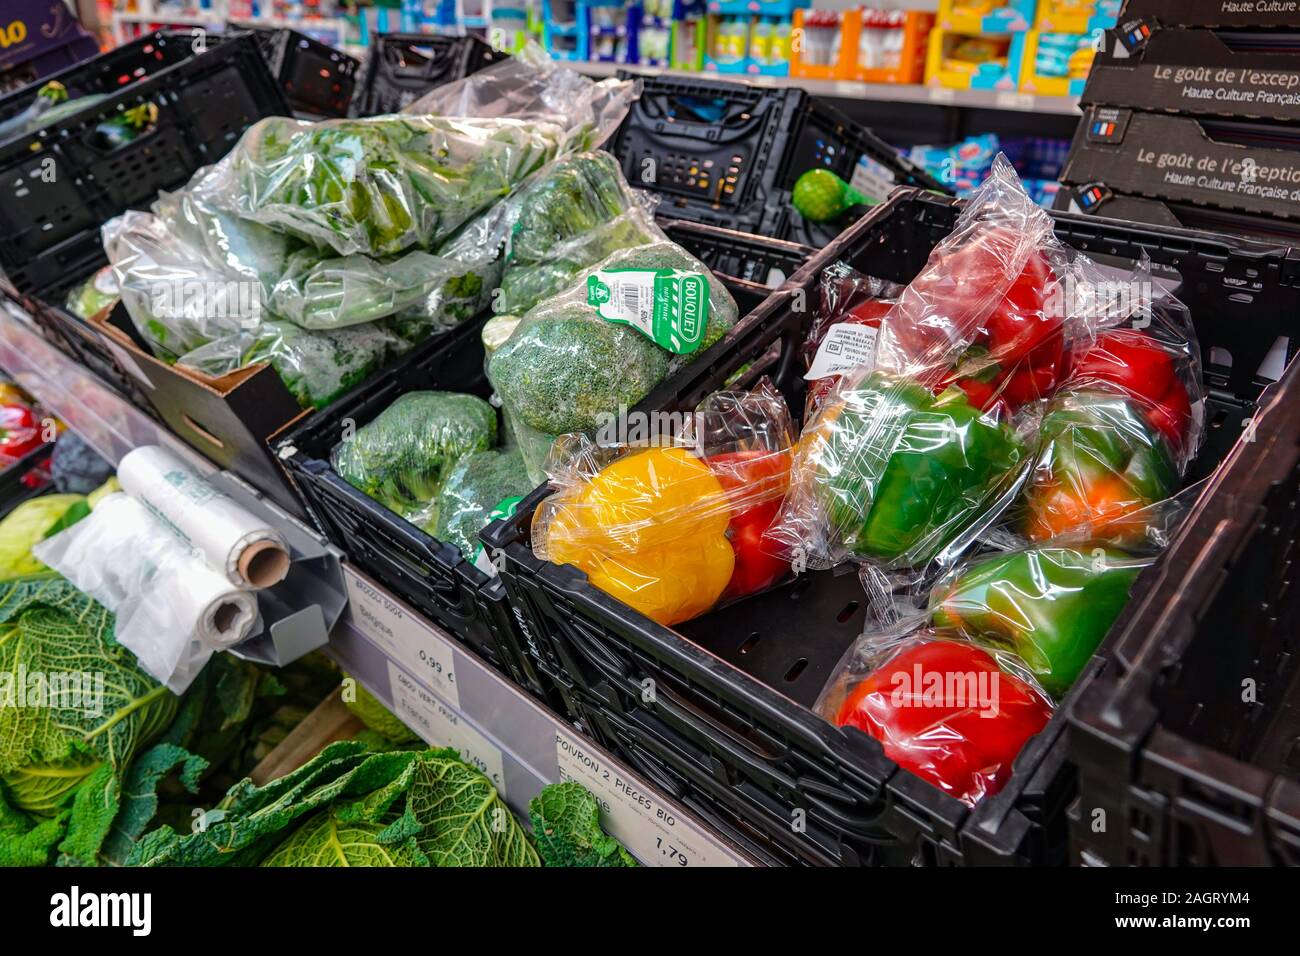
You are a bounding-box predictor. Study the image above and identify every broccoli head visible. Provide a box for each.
[430,448,532,561]
[332,391,497,525]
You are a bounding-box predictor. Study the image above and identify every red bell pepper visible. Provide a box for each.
[0,403,45,468]
[705,449,792,599]
[835,637,1052,805]
[1067,329,1192,451]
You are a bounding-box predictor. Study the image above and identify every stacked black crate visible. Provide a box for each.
[1057,0,1300,242]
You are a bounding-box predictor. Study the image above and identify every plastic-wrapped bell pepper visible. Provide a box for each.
[833,636,1052,805]
[1067,329,1192,452]
[929,547,1151,697]
[807,371,1026,565]
[1022,389,1177,546]
[0,403,45,468]
[705,449,791,599]
[539,446,736,627]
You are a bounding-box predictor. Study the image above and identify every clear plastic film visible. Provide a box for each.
[495,152,661,318]
[488,240,740,439]
[430,447,532,562]
[332,391,498,527]
[65,265,120,321]
[404,40,639,153]
[926,544,1155,699]
[208,113,565,258]
[769,156,1145,576]
[816,621,1053,806]
[532,379,794,627]
[1014,285,1204,548]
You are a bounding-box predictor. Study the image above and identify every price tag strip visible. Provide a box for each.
[387,662,507,799]
[555,731,739,868]
[344,568,460,707]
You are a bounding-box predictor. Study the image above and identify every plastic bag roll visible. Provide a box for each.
[117,445,290,589]
[32,494,260,693]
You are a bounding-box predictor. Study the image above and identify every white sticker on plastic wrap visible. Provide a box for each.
[555,731,740,868]
[804,323,879,381]
[387,662,506,798]
[344,567,459,707]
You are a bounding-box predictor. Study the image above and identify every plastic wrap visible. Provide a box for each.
[817,625,1053,806]
[65,265,120,321]
[532,380,794,626]
[1016,300,1203,547]
[496,152,661,318]
[431,448,531,562]
[928,545,1154,698]
[405,40,639,153]
[770,157,1126,575]
[209,113,565,258]
[33,493,258,693]
[332,391,498,527]
[489,240,739,437]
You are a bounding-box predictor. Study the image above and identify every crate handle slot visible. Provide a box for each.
[181,413,226,450]
[650,676,786,763]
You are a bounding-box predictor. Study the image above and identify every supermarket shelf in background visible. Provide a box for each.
[331,564,758,868]
[577,60,1081,116]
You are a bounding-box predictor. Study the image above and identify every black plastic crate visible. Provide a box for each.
[1068,360,1300,867]
[230,25,359,118]
[483,188,1300,866]
[0,442,53,519]
[275,222,814,703]
[0,32,288,411]
[0,31,216,135]
[608,73,946,246]
[351,34,504,117]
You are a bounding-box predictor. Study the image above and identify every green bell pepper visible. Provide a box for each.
[1022,389,1178,545]
[815,372,1026,565]
[929,546,1152,697]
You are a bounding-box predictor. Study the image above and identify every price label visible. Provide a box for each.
[344,568,459,707]
[555,731,740,868]
[387,663,506,798]
[928,86,956,104]
[995,91,1036,111]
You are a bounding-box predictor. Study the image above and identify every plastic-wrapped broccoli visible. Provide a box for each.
[489,241,738,436]
[178,321,407,410]
[65,266,119,321]
[213,114,565,257]
[431,448,531,561]
[333,391,498,525]
[495,152,659,317]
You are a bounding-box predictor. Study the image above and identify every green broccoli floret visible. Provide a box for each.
[488,241,740,436]
[528,782,638,868]
[490,307,671,435]
[430,448,532,561]
[332,391,497,525]
[245,320,406,410]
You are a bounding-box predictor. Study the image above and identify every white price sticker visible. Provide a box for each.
[804,322,879,381]
[928,86,956,104]
[387,663,506,798]
[344,568,459,707]
[555,731,740,868]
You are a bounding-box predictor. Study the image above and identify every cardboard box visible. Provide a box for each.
[1084,24,1300,121]
[1118,0,1300,28]
[1061,107,1300,222]
[1020,29,1096,97]
[926,27,1028,91]
[89,303,311,520]
[939,0,1037,33]
[856,11,934,85]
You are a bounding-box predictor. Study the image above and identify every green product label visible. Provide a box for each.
[473,496,525,577]
[585,268,710,354]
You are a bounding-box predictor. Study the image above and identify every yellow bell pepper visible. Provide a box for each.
[540,446,735,626]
